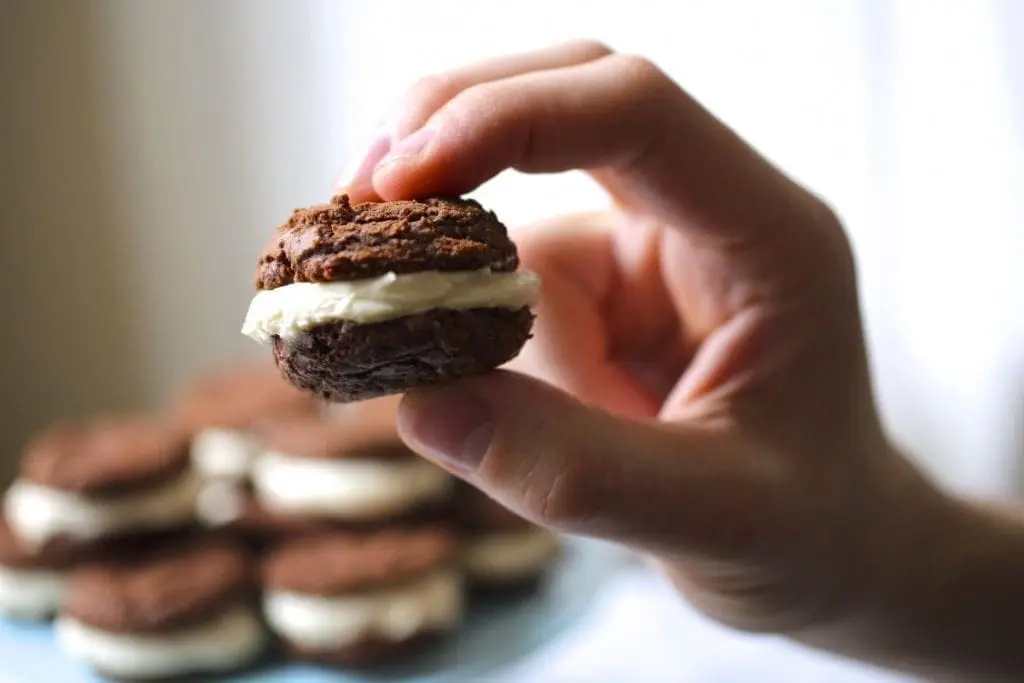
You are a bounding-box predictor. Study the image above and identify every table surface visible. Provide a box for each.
[499,562,920,683]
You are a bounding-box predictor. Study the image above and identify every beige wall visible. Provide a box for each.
[0,1,333,483]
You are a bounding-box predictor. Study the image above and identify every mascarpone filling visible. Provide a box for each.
[241,268,540,343]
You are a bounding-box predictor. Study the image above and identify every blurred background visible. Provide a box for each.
[1,1,1020,680]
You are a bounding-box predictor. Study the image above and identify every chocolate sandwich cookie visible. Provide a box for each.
[3,417,199,553]
[171,363,322,482]
[454,485,561,590]
[56,536,266,680]
[247,398,453,524]
[241,195,540,401]
[262,528,463,665]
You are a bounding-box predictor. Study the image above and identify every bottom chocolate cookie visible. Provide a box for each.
[271,306,534,402]
[281,631,443,668]
[93,649,274,683]
[468,572,546,598]
[60,603,267,682]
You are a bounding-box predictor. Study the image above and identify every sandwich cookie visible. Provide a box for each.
[262,529,462,665]
[248,400,453,524]
[56,536,266,680]
[242,195,540,401]
[3,417,198,552]
[455,485,561,590]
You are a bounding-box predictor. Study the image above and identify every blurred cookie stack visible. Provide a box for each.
[246,397,465,663]
[0,360,563,680]
[0,416,199,623]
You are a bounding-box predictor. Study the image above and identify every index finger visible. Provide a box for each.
[371,52,822,242]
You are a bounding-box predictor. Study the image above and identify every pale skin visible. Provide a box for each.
[335,42,1024,681]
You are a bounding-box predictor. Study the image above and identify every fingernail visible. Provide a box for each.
[401,388,493,472]
[375,127,436,171]
[334,131,391,192]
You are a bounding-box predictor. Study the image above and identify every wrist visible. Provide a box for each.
[804,446,1024,680]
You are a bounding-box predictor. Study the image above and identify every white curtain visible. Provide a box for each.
[2,0,1020,497]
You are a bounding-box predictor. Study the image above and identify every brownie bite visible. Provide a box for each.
[261,528,462,665]
[3,417,198,553]
[241,195,539,401]
[56,536,266,680]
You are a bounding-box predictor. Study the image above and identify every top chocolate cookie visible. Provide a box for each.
[21,417,190,496]
[257,397,407,460]
[170,363,320,433]
[256,195,519,289]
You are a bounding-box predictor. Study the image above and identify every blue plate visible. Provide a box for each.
[0,538,626,682]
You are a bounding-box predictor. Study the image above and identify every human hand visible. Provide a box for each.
[335,42,956,651]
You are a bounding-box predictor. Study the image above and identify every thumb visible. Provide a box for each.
[397,371,774,558]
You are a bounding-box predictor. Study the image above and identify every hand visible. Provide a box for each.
[336,42,957,658]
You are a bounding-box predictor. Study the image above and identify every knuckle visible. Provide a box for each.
[520,448,603,531]
[612,53,671,93]
[440,82,502,127]
[566,39,615,60]
[807,198,856,272]
[818,203,857,282]
[401,73,460,116]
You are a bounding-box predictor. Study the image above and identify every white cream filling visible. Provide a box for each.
[252,451,452,520]
[0,564,66,619]
[195,480,247,527]
[56,604,266,679]
[462,528,561,582]
[241,268,540,343]
[190,428,260,480]
[3,471,200,549]
[263,569,462,650]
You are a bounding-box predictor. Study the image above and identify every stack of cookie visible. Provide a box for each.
[0,374,566,679]
[0,416,199,621]
[241,397,469,662]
